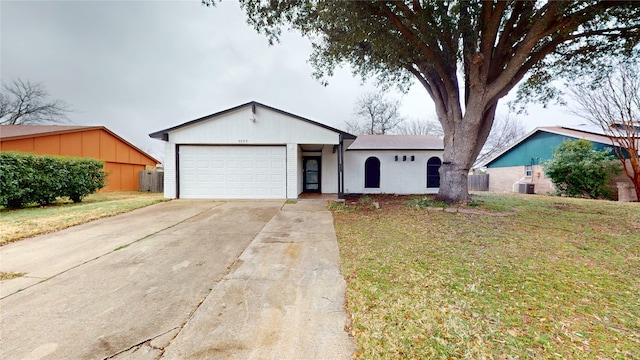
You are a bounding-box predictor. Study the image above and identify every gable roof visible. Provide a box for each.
[0,124,160,163]
[148,101,356,141]
[541,126,613,144]
[347,134,444,150]
[0,125,94,139]
[481,126,615,167]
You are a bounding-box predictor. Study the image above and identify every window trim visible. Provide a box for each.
[525,165,533,177]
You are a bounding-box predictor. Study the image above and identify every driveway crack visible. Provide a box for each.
[156,201,284,358]
[102,327,180,359]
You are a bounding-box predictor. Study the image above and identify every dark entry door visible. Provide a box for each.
[303,157,321,193]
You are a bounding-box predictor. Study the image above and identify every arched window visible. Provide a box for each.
[364,157,380,188]
[427,157,441,188]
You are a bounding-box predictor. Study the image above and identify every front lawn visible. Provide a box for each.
[333,193,639,359]
[0,191,167,245]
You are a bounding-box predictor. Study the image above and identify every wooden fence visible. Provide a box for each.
[139,171,164,193]
[468,174,489,191]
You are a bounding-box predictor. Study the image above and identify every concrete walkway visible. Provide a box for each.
[0,200,355,359]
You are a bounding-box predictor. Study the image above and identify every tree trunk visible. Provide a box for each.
[435,130,477,204]
[435,104,496,204]
[632,164,640,202]
[437,162,473,204]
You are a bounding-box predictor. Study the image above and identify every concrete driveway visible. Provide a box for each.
[0,200,355,359]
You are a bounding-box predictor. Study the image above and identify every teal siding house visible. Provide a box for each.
[483,126,626,195]
[486,129,614,168]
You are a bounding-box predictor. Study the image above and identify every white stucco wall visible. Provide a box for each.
[321,146,338,193]
[343,150,443,194]
[168,107,340,145]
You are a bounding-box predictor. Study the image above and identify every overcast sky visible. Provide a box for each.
[1,1,581,162]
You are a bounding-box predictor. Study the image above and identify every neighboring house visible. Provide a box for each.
[0,125,160,191]
[483,125,633,197]
[149,101,444,199]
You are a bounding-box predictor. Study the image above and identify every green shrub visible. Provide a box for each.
[31,155,63,206]
[543,139,621,199]
[0,153,33,208]
[62,157,107,203]
[0,152,107,208]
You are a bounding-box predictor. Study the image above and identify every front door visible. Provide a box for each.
[303,157,321,193]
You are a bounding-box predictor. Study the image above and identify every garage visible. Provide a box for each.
[178,145,286,199]
[150,101,355,199]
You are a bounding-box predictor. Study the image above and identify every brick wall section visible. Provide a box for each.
[486,165,555,194]
[164,142,176,198]
[488,161,636,200]
[617,183,638,202]
[613,159,637,201]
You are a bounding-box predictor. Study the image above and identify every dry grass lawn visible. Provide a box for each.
[333,193,639,359]
[0,191,166,245]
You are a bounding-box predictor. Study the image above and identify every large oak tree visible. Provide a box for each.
[206,0,640,204]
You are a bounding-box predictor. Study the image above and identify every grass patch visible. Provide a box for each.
[328,200,362,211]
[113,244,130,251]
[333,194,640,359]
[406,196,448,209]
[0,192,167,245]
[0,271,25,280]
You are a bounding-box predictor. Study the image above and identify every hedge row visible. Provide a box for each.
[0,152,107,209]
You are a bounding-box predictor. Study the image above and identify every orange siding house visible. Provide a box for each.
[0,125,159,191]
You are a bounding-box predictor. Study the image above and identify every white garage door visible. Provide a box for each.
[179,145,286,199]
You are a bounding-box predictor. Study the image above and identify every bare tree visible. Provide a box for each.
[397,117,443,137]
[345,92,403,135]
[570,63,640,201]
[474,114,526,167]
[0,79,70,125]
